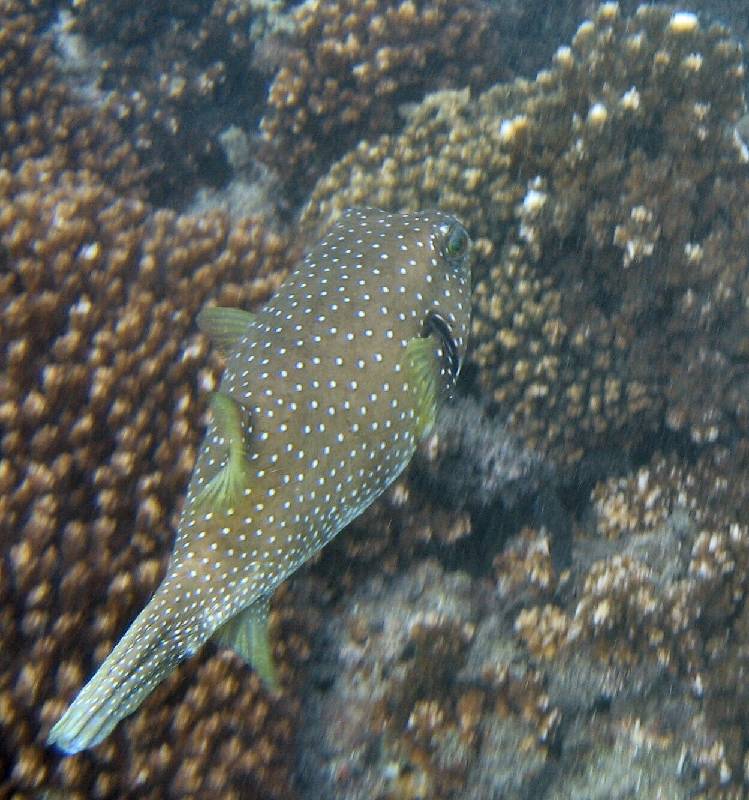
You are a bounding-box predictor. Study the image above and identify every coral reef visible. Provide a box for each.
[56,0,620,211]
[0,2,300,795]
[59,0,272,207]
[294,560,559,800]
[303,3,749,463]
[292,547,712,798]
[416,397,549,514]
[284,445,749,797]
[0,174,295,797]
[58,0,749,222]
[259,0,511,202]
[506,448,749,795]
[308,396,552,596]
[0,1,143,193]
[8,0,749,798]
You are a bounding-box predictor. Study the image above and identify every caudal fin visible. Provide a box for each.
[47,584,203,754]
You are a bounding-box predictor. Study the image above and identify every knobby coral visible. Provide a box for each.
[60,0,269,207]
[509,448,749,793]
[1,2,301,796]
[0,171,296,799]
[259,0,510,201]
[303,3,748,462]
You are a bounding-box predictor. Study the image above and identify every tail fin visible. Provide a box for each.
[47,583,203,754]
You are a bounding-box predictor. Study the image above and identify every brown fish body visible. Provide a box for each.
[48,208,472,753]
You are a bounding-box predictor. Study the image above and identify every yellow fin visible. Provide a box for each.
[213,597,278,690]
[197,306,255,354]
[405,335,441,440]
[194,392,252,509]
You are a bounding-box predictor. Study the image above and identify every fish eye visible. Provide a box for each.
[444,223,469,259]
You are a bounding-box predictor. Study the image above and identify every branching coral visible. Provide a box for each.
[259,0,510,201]
[302,3,749,462]
[0,2,300,795]
[60,0,270,207]
[294,560,558,799]
[0,1,143,192]
[507,448,749,794]
[0,163,295,797]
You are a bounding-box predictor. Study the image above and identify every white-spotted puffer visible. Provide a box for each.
[48,207,472,754]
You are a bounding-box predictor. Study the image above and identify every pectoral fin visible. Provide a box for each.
[212,597,278,690]
[194,392,252,510]
[405,335,441,440]
[197,306,256,354]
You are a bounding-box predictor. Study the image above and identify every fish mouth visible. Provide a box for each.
[424,311,460,380]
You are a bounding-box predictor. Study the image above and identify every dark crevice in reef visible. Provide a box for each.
[419,394,719,582]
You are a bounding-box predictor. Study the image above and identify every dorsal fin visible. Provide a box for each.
[197,306,256,355]
[405,335,441,440]
[194,392,252,509]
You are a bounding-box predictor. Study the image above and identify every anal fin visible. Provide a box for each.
[212,596,279,690]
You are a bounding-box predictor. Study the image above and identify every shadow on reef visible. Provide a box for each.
[407,393,704,585]
[413,395,571,577]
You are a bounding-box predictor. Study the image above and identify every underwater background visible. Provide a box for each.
[4,0,749,797]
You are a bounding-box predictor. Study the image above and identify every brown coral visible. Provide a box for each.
[306,464,472,595]
[302,3,749,462]
[0,2,302,794]
[507,447,749,794]
[0,1,144,193]
[259,0,510,201]
[292,560,558,799]
[0,163,296,797]
[61,0,270,207]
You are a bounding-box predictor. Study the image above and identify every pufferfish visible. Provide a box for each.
[48,207,472,754]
